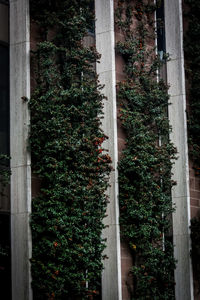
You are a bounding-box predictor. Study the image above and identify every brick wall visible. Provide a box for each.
[189,159,200,299]
[115,1,134,298]
[30,2,200,298]
[190,160,200,220]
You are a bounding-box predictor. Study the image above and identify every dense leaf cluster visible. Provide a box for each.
[30,1,111,299]
[0,154,10,194]
[184,0,200,168]
[116,1,176,299]
[184,0,200,294]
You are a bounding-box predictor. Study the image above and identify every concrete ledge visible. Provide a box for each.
[165,0,194,299]
[10,0,32,299]
[95,0,122,299]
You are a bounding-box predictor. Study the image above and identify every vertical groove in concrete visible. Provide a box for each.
[164,0,194,299]
[10,0,32,299]
[95,1,122,299]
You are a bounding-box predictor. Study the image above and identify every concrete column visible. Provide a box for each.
[95,1,122,299]
[10,0,32,299]
[165,0,194,299]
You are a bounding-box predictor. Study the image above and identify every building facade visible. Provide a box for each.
[0,0,199,299]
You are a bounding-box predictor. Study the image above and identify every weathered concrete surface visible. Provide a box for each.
[10,0,32,299]
[95,1,122,299]
[165,0,194,299]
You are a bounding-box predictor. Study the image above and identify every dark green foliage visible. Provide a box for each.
[0,154,10,193]
[30,1,111,299]
[190,217,200,294]
[116,1,176,298]
[184,2,200,291]
[184,0,200,168]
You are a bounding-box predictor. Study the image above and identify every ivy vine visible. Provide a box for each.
[0,154,10,196]
[30,1,111,299]
[116,1,176,299]
[184,0,200,293]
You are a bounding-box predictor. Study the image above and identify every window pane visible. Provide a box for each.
[156,0,166,56]
[0,3,9,44]
[0,1,9,5]
[0,4,11,297]
[0,213,11,300]
[0,45,9,155]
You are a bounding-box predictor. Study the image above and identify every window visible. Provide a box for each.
[156,0,166,61]
[0,44,9,156]
[0,2,11,299]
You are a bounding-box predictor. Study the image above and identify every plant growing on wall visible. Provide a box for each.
[116,1,176,298]
[184,2,200,294]
[0,154,10,195]
[184,0,200,170]
[30,1,111,299]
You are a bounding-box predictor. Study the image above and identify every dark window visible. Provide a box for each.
[87,0,95,35]
[0,1,9,5]
[0,2,11,298]
[0,44,9,155]
[0,213,11,300]
[156,0,166,60]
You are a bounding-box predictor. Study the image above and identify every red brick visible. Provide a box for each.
[116,54,125,75]
[195,178,200,191]
[116,72,126,82]
[121,259,132,276]
[193,278,199,300]
[122,283,132,300]
[190,199,199,207]
[190,177,195,190]
[189,167,195,177]
[190,206,200,219]
[121,242,132,257]
[118,138,126,159]
[121,240,133,300]
[115,30,125,42]
[31,176,41,198]
[190,190,200,200]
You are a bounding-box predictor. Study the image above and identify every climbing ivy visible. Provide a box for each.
[184,0,200,169]
[30,1,111,299]
[0,154,10,195]
[116,1,176,299]
[184,1,200,294]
